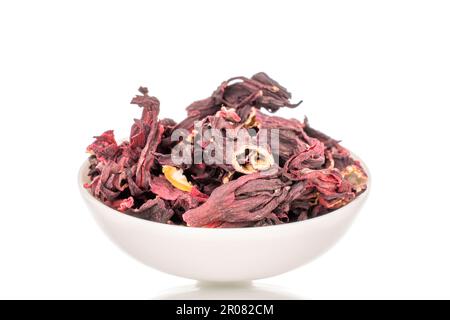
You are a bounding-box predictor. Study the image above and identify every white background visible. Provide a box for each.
[1,0,449,300]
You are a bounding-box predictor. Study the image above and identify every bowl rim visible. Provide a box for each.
[78,154,370,232]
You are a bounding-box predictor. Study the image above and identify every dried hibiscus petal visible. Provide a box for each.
[131,87,164,190]
[85,73,368,227]
[87,130,119,162]
[126,198,174,223]
[182,172,290,227]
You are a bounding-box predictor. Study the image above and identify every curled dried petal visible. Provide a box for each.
[85,74,368,228]
[126,198,174,224]
[183,172,290,227]
[87,130,119,162]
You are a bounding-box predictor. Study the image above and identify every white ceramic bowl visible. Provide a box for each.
[79,159,369,282]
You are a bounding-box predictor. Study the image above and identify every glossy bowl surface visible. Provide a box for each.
[79,159,369,282]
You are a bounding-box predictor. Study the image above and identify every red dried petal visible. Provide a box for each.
[87,130,119,162]
[183,173,290,227]
[85,75,368,227]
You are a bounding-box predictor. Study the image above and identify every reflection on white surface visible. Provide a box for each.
[154,282,303,300]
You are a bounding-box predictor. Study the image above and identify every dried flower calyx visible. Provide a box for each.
[85,73,368,228]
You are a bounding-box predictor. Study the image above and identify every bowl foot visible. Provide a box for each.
[154,282,301,300]
[196,281,253,288]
